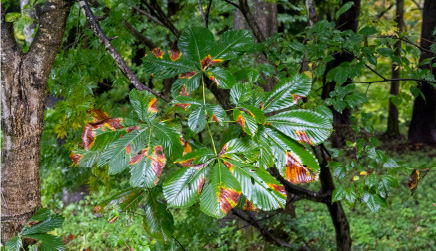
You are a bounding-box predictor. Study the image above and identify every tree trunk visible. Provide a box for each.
[408,0,436,144]
[322,0,361,147]
[386,0,404,137]
[1,1,71,243]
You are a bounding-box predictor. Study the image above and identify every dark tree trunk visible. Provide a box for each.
[322,0,361,147]
[1,1,71,243]
[313,145,351,251]
[386,0,404,137]
[408,0,436,144]
[234,0,278,91]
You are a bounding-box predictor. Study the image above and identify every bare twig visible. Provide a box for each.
[79,0,169,102]
[133,7,165,27]
[232,208,301,249]
[222,0,239,9]
[198,0,207,27]
[123,21,157,49]
[141,0,181,38]
[205,0,213,28]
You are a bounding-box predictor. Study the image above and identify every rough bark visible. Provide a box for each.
[386,0,403,137]
[322,0,361,147]
[1,1,72,243]
[314,146,352,251]
[408,0,436,144]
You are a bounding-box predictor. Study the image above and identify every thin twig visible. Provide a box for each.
[172,235,186,251]
[197,0,207,27]
[133,7,165,27]
[123,21,157,49]
[222,0,239,8]
[79,0,169,102]
[205,0,213,28]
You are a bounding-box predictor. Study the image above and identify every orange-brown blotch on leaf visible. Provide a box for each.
[269,184,286,196]
[148,98,158,113]
[292,94,304,104]
[198,177,206,194]
[219,187,241,214]
[201,55,223,70]
[152,48,164,58]
[236,115,245,129]
[296,129,314,145]
[211,114,219,123]
[70,153,83,165]
[180,71,197,79]
[169,49,181,61]
[285,152,317,184]
[150,146,166,185]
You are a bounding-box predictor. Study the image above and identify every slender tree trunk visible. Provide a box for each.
[1,1,71,243]
[408,0,436,144]
[386,0,404,137]
[322,0,361,147]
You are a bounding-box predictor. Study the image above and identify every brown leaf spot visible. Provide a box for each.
[126,125,140,133]
[236,115,245,129]
[208,74,218,85]
[126,144,132,154]
[129,149,148,165]
[179,85,189,96]
[218,143,228,156]
[296,129,314,145]
[192,162,210,170]
[108,215,118,223]
[148,98,158,113]
[219,187,241,214]
[180,71,197,79]
[179,158,194,167]
[150,145,167,185]
[269,184,286,196]
[27,221,40,228]
[201,55,223,70]
[170,49,182,61]
[243,199,258,211]
[223,161,234,172]
[70,153,83,165]
[181,137,192,155]
[261,102,265,110]
[152,48,164,58]
[211,114,219,124]
[292,94,304,104]
[408,169,420,195]
[88,109,110,124]
[285,152,316,184]
[198,177,206,194]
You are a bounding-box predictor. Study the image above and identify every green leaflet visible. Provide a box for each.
[163,165,209,207]
[209,29,253,61]
[143,51,197,79]
[188,106,207,133]
[206,67,236,89]
[5,236,23,251]
[261,127,320,175]
[24,234,64,251]
[98,127,149,173]
[200,162,242,218]
[142,189,175,242]
[266,109,333,145]
[262,73,312,113]
[94,188,145,213]
[225,159,286,211]
[151,121,184,160]
[129,89,157,122]
[171,73,201,97]
[206,104,226,125]
[178,26,214,66]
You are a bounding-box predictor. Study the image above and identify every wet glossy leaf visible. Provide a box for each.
[143,189,174,241]
[266,110,333,145]
[207,67,236,89]
[200,163,242,218]
[210,29,253,60]
[179,26,214,66]
[263,73,312,113]
[188,106,207,133]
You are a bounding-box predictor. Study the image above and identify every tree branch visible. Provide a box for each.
[205,0,213,28]
[123,21,157,49]
[79,0,169,102]
[133,7,165,27]
[237,0,266,42]
[141,0,181,38]
[267,166,331,203]
[232,208,300,249]
[197,0,207,27]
